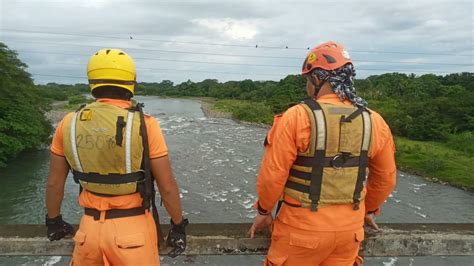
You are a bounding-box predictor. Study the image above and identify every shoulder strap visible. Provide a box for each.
[341,107,365,123]
[352,110,372,210]
[303,99,326,212]
[136,103,165,246]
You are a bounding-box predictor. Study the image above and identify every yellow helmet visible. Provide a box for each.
[87,48,136,95]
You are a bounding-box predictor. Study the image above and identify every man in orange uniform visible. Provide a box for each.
[249,41,396,265]
[45,48,188,265]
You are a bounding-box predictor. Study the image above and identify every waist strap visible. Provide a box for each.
[84,207,145,220]
[294,155,360,168]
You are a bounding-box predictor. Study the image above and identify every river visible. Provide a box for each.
[0,96,473,265]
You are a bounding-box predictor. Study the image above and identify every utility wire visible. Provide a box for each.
[4,39,303,60]
[31,66,288,77]
[3,29,473,56]
[31,64,456,82]
[4,29,296,50]
[12,48,474,68]
[29,60,458,75]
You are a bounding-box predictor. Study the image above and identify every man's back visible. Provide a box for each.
[256,93,396,231]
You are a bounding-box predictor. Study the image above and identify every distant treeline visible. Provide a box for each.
[39,72,473,153]
[132,72,473,145]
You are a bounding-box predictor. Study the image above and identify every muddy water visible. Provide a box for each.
[0,96,472,265]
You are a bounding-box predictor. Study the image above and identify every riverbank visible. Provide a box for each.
[201,98,473,191]
[45,101,71,125]
[44,96,473,191]
[199,98,272,128]
[395,137,473,191]
[198,98,233,119]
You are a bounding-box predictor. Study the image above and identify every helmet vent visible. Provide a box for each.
[119,52,125,55]
[106,49,111,54]
[322,54,337,64]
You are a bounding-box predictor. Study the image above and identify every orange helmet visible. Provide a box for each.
[301,41,352,75]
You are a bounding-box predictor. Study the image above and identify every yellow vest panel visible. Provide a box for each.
[63,102,144,195]
[284,99,372,211]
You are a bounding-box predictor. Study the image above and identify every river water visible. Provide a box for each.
[0,96,473,265]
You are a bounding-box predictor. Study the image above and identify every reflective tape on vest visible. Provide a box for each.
[314,110,326,150]
[362,111,372,151]
[125,111,135,174]
[70,112,83,172]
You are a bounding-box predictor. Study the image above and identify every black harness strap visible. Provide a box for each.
[289,169,312,180]
[286,180,310,193]
[303,99,326,212]
[293,156,360,169]
[72,170,144,184]
[352,111,371,210]
[353,151,368,210]
[84,207,145,220]
[341,107,365,123]
[75,104,86,113]
[136,103,165,246]
[276,198,305,215]
[115,116,126,146]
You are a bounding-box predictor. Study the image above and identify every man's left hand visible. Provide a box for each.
[248,213,273,239]
[364,213,380,231]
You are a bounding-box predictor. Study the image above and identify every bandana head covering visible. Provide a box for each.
[312,64,368,108]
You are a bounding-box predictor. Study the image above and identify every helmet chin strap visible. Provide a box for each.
[308,74,327,97]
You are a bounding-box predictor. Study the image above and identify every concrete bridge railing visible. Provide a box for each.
[0,223,473,256]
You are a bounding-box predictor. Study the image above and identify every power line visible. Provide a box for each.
[4,39,303,60]
[31,66,288,78]
[12,50,473,68]
[16,49,297,68]
[31,65,457,82]
[3,29,305,50]
[30,60,459,76]
[3,29,473,57]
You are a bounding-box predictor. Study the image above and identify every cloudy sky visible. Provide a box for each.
[0,0,472,84]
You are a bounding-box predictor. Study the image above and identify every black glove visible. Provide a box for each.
[45,214,74,241]
[166,218,189,258]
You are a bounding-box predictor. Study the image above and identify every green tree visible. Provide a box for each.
[0,42,52,166]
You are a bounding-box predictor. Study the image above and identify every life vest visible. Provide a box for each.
[63,102,145,196]
[283,99,372,212]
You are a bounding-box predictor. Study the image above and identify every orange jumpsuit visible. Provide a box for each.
[51,98,168,266]
[255,94,397,266]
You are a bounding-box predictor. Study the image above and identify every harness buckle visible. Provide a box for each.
[330,154,349,169]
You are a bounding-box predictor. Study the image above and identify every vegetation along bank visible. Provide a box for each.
[1,42,472,190]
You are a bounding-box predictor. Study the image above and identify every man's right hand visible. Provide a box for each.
[45,214,74,241]
[167,218,189,258]
[248,213,273,239]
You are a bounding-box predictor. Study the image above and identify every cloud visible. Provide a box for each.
[193,18,259,40]
[0,0,472,84]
